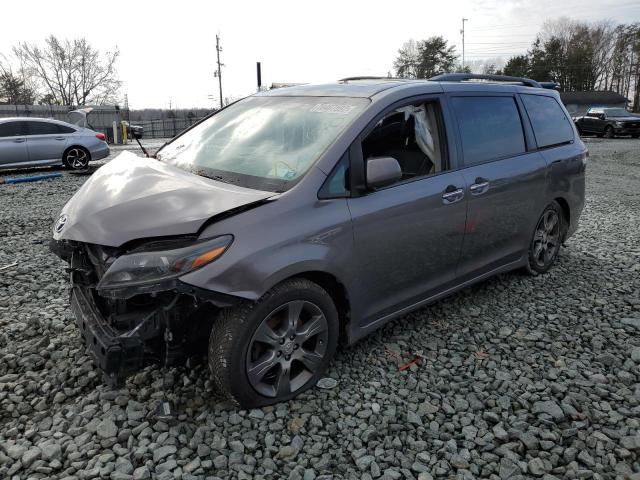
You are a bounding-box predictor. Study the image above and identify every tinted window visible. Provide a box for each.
[451,96,526,165]
[362,101,447,185]
[0,121,28,137]
[28,121,75,135]
[522,94,573,148]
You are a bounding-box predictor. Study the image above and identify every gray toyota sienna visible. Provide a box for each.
[51,74,587,407]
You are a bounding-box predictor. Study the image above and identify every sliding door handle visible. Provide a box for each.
[442,187,464,204]
[470,178,490,195]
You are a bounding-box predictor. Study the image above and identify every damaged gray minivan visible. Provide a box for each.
[51,74,586,407]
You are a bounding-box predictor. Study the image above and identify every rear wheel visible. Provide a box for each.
[604,126,615,139]
[63,147,90,170]
[525,201,565,275]
[208,278,339,407]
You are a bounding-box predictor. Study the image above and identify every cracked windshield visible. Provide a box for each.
[156,96,368,191]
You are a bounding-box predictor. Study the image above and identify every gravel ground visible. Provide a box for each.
[0,138,639,480]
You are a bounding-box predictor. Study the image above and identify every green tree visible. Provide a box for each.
[502,55,529,77]
[394,36,458,79]
[0,71,34,104]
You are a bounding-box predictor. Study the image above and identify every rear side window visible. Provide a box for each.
[451,96,526,166]
[28,122,75,135]
[0,121,28,137]
[521,94,573,148]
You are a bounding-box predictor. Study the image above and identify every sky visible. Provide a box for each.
[1,0,638,109]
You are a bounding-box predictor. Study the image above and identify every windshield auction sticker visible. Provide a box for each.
[310,104,356,114]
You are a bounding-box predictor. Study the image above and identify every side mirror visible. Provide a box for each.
[366,156,402,189]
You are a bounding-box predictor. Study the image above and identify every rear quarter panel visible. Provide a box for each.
[539,143,586,239]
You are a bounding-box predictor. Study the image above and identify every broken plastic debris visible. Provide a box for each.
[316,377,338,389]
[154,400,175,420]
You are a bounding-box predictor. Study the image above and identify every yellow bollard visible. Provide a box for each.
[121,121,128,144]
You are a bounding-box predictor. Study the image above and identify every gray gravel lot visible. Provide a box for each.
[0,138,639,480]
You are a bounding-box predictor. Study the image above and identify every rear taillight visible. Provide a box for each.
[96,133,106,141]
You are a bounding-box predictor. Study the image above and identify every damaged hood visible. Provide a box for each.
[54,151,275,247]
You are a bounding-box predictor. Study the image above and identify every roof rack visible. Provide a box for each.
[338,76,403,83]
[429,73,553,89]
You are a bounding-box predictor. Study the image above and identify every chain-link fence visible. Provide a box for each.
[135,116,206,139]
[0,105,208,142]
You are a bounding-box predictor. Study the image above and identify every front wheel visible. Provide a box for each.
[208,278,339,407]
[64,147,90,170]
[604,126,615,139]
[525,202,565,275]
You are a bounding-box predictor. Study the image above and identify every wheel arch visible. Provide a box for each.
[553,196,571,239]
[261,269,352,343]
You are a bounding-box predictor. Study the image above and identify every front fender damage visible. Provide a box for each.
[54,239,242,387]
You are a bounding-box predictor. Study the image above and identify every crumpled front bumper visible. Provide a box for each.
[70,285,158,387]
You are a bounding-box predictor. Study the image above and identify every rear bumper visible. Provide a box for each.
[90,144,110,161]
[70,284,158,386]
[613,127,640,136]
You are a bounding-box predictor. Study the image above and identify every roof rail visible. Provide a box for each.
[338,76,401,83]
[539,82,559,90]
[429,73,543,88]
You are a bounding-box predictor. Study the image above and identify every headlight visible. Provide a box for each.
[615,121,623,127]
[97,235,233,296]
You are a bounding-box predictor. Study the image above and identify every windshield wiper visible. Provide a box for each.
[193,169,239,186]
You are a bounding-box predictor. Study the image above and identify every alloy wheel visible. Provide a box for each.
[532,209,560,269]
[246,300,328,398]
[66,148,88,169]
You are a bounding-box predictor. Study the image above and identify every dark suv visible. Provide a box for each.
[51,74,586,407]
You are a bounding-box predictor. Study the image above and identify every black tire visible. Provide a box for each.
[208,278,339,407]
[603,126,615,139]
[63,146,90,170]
[525,201,565,275]
[632,134,639,139]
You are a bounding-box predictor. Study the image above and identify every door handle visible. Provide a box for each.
[470,177,490,195]
[442,187,464,204]
[54,136,66,140]
[12,138,26,143]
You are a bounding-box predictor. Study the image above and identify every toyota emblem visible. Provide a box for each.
[54,214,68,233]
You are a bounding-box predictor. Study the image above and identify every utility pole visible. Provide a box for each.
[460,18,468,70]
[214,34,224,110]
[256,62,262,92]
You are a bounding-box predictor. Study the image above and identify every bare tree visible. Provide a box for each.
[13,35,120,106]
[393,40,420,79]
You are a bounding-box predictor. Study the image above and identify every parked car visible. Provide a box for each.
[50,74,586,407]
[0,115,109,171]
[573,107,640,138]
[123,121,144,139]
